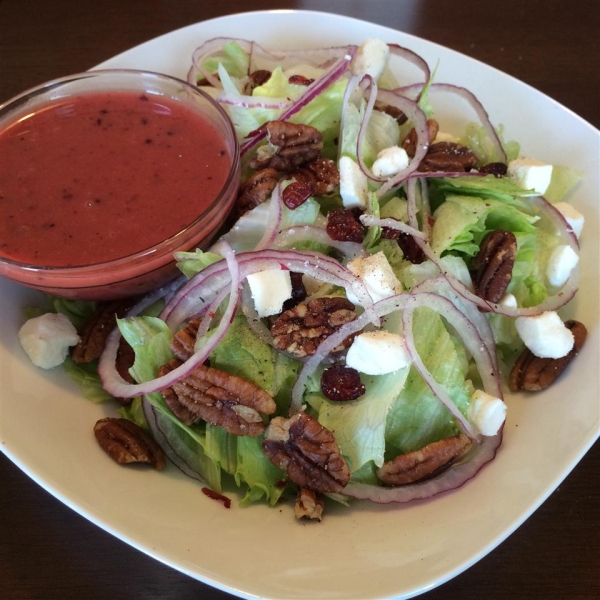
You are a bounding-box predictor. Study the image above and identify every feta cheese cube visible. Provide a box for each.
[507,157,553,195]
[468,390,506,436]
[498,292,518,308]
[546,244,579,287]
[18,313,80,369]
[515,311,574,359]
[351,39,390,82]
[339,156,368,209]
[246,269,292,318]
[346,330,411,375]
[347,252,402,303]
[553,202,585,239]
[371,146,410,178]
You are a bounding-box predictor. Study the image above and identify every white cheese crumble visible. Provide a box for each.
[468,390,506,436]
[371,146,410,178]
[346,330,411,375]
[346,252,402,303]
[515,311,574,359]
[18,313,80,369]
[350,39,390,82]
[507,157,553,195]
[339,156,369,209]
[553,202,585,239]
[546,244,579,287]
[246,269,292,317]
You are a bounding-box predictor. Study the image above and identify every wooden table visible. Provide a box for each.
[1,1,598,598]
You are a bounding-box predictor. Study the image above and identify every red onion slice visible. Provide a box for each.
[271,225,368,261]
[254,183,283,251]
[388,43,431,98]
[217,93,291,110]
[343,430,502,503]
[359,214,427,240]
[99,244,241,399]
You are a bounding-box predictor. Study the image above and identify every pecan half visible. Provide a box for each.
[94,418,165,469]
[509,320,587,392]
[72,298,137,363]
[170,318,201,361]
[402,118,439,158]
[270,297,358,359]
[418,141,478,172]
[249,121,323,171]
[472,230,517,303]
[294,487,325,521]
[160,360,276,436]
[235,167,279,217]
[377,434,472,486]
[290,157,340,196]
[262,412,351,493]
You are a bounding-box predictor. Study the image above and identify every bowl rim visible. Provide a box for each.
[0,68,240,276]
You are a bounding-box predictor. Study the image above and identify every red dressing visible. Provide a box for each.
[0,91,231,267]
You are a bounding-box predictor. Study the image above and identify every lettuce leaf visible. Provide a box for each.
[385,308,472,456]
[202,41,249,80]
[175,249,223,279]
[63,357,113,404]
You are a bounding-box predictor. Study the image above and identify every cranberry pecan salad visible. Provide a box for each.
[19,38,587,520]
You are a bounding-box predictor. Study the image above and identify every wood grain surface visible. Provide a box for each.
[1,1,598,599]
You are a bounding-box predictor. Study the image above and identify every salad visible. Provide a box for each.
[20,37,586,519]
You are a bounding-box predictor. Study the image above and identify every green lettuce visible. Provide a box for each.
[544,165,583,204]
[175,249,223,279]
[63,357,113,404]
[202,41,250,80]
[459,122,519,164]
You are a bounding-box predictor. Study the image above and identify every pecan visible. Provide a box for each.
[417,142,478,172]
[402,118,439,158]
[326,209,365,243]
[170,318,201,361]
[94,418,165,469]
[249,121,323,171]
[159,359,200,425]
[288,74,315,86]
[270,297,358,359]
[294,487,325,521]
[472,230,517,303]
[377,434,472,486]
[244,69,272,94]
[160,360,276,436]
[479,162,508,177]
[374,101,408,125]
[72,298,136,363]
[282,181,313,209]
[290,157,340,196]
[235,168,279,217]
[321,365,365,401]
[509,320,587,392]
[114,338,136,406]
[262,412,351,493]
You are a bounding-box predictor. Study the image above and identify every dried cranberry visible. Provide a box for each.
[282,272,308,311]
[288,74,315,86]
[321,365,366,401]
[282,181,313,209]
[249,69,272,87]
[478,162,508,177]
[326,209,365,243]
[397,233,426,264]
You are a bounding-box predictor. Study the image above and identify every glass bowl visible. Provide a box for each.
[0,70,240,300]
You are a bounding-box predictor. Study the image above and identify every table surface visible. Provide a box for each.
[0,1,598,599]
